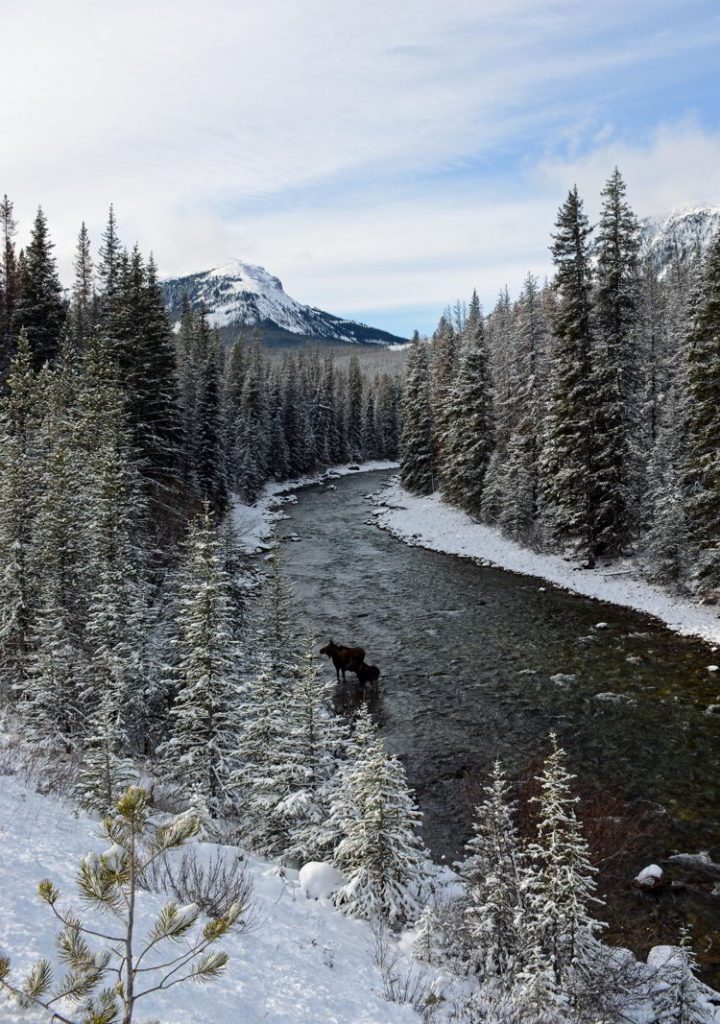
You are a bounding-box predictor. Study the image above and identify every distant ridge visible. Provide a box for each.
[161,258,407,348]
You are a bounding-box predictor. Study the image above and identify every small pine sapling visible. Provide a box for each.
[0,786,243,1024]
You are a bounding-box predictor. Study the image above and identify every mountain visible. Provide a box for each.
[162,258,407,347]
[642,204,720,272]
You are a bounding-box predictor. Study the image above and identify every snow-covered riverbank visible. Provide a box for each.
[232,461,400,554]
[373,478,720,648]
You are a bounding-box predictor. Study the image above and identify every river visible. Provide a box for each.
[277,469,720,969]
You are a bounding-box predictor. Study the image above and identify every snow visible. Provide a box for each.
[299,862,347,900]
[165,258,400,344]
[635,864,664,886]
[372,479,720,647]
[0,774,420,1024]
[232,461,400,554]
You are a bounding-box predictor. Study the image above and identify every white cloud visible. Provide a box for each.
[2,1,718,331]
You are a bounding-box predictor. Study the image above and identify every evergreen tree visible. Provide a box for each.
[459,760,526,984]
[0,333,42,698]
[444,294,493,515]
[400,337,434,495]
[0,787,240,1024]
[652,931,714,1024]
[681,228,720,593]
[71,222,94,344]
[277,629,346,864]
[346,354,364,460]
[524,735,604,991]
[231,660,292,857]
[235,358,269,502]
[12,207,66,368]
[253,546,298,684]
[539,187,597,566]
[330,705,428,925]
[162,506,239,813]
[497,275,548,541]
[591,168,642,556]
[430,314,457,484]
[0,194,19,377]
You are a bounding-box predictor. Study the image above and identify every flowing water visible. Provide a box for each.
[277,469,720,967]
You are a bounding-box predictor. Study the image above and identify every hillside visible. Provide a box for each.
[162,259,407,348]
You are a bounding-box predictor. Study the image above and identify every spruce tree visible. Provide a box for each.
[591,168,641,556]
[231,660,292,857]
[444,294,493,515]
[400,337,434,495]
[539,187,597,566]
[277,629,346,864]
[524,735,604,991]
[681,228,720,593]
[0,332,42,698]
[0,194,19,377]
[162,505,239,813]
[652,931,714,1024]
[329,705,428,925]
[12,207,66,368]
[459,760,526,984]
[71,222,94,345]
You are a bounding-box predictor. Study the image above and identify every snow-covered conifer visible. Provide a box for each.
[400,337,435,495]
[330,705,428,926]
[162,505,240,814]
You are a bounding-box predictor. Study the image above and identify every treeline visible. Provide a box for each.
[0,199,400,776]
[401,169,720,595]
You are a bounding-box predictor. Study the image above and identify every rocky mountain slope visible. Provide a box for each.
[642,204,720,271]
[162,258,406,347]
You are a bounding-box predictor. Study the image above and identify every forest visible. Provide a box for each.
[401,169,720,597]
[0,183,718,1024]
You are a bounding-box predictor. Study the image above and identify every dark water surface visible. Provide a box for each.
[278,470,720,961]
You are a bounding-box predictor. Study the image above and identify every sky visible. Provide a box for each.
[2,0,720,337]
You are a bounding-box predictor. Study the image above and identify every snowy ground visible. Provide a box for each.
[0,773,425,1024]
[232,462,399,554]
[373,478,720,648]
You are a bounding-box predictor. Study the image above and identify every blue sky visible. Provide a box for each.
[3,0,720,336]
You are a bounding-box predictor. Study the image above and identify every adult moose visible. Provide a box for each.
[320,640,365,683]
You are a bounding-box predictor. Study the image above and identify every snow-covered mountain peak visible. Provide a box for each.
[642,203,720,270]
[162,259,406,347]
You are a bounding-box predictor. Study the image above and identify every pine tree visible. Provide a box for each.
[400,337,434,495]
[430,314,457,484]
[0,787,240,1024]
[652,930,714,1024]
[253,546,298,684]
[71,222,94,345]
[459,760,526,984]
[524,735,604,991]
[75,686,135,813]
[539,187,597,566]
[231,659,293,857]
[346,354,364,460]
[444,294,493,515]
[0,194,19,377]
[645,388,688,586]
[235,358,269,502]
[12,207,66,368]
[162,506,240,813]
[95,205,123,330]
[591,168,642,556]
[330,705,428,925]
[0,332,43,698]
[497,275,548,541]
[277,629,346,864]
[681,228,720,593]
